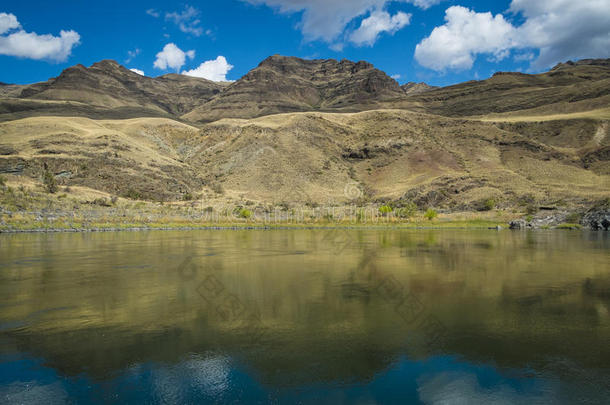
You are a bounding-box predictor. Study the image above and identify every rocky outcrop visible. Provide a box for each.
[401,82,437,95]
[583,210,610,230]
[509,220,527,230]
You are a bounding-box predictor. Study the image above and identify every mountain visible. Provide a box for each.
[1,60,228,121]
[401,82,438,95]
[183,55,410,122]
[0,56,608,213]
[411,60,610,117]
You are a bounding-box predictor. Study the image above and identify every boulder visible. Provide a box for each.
[509,220,527,230]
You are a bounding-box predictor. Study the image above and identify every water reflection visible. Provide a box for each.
[0,230,609,403]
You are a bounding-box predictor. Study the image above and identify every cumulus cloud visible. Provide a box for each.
[182,56,234,81]
[350,10,411,46]
[0,12,20,34]
[0,13,80,62]
[415,1,610,71]
[153,43,195,71]
[244,0,438,45]
[415,6,516,71]
[510,0,610,69]
[130,68,145,76]
[166,5,204,37]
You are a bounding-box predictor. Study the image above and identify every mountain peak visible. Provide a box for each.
[91,59,121,68]
[184,55,405,122]
[401,82,438,95]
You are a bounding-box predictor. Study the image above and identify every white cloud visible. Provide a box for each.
[153,43,195,71]
[391,74,401,79]
[126,48,140,63]
[130,68,145,76]
[182,56,234,81]
[0,12,20,34]
[244,0,440,44]
[146,9,160,18]
[349,10,411,46]
[415,6,516,71]
[166,5,204,37]
[0,13,80,62]
[510,0,610,69]
[415,1,610,72]
[409,0,442,8]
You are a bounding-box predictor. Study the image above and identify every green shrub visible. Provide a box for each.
[396,202,417,219]
[525,204,538,215]
[556,223,582,230]
[424,208,438,221]
[483,199,496,211]
[183,193,194,201]
[238,208,252,219]
[378,205,393,216]
[0,175,5,187]
[43,169,58,194]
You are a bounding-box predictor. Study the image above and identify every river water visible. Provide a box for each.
[0,229,608,404]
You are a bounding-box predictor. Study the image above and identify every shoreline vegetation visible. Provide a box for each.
[0,176,594,233]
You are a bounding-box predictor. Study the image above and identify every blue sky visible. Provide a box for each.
[1,1,609,86]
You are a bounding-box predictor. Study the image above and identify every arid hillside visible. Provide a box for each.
[0,56,608,214]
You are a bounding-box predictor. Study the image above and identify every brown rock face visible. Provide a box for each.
[183,55,407,122]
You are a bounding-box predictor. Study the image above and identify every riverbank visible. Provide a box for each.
[1,179,607,233]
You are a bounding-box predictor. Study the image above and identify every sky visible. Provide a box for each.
[1,0,609,86]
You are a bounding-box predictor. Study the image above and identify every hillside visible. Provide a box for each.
[1,109,608,210]
[0,56,609,220]
[411,59,610,117]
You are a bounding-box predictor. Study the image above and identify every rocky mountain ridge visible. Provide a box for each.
[2,55,609,124]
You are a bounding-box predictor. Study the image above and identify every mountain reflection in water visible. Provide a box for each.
[0,230,608,404]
